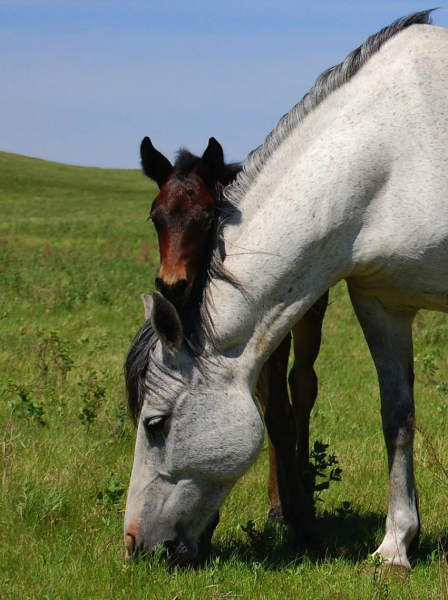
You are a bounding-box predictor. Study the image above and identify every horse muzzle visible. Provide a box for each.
[155,277,191,307]
[125,531,198,566]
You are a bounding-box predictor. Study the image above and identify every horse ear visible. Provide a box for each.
[140,137,173,189]
[141,293,153,321]
[150,291,184,352]
[201,137,225,180]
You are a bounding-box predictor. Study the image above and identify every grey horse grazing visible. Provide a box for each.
[124,10,448,569]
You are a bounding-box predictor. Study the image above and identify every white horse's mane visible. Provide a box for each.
[224,9,434,209]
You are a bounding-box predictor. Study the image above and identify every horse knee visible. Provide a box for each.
[381,399,415,440]
[288,364,318,407]
[264,410,296,450]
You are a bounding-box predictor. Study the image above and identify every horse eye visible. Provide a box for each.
[143,415,169,435]
[202,217,213,230]
[150,215,159,231]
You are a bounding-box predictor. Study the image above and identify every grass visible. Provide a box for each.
[1,150,448,599]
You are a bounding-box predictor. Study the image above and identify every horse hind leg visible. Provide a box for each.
[289,291,328,497]
[348,287,419,571]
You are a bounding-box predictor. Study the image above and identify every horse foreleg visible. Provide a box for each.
[197,511,220,560]
[349,287,419,571]
[260,332,316,543]
[289,291,328,496]
[257,333,294,522]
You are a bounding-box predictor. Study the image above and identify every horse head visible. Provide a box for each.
[124,292,264,565]
[140,136,240,306]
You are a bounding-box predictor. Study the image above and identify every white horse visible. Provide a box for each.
[124,10,448,570]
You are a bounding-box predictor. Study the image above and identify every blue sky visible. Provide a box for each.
[1,1,446,168]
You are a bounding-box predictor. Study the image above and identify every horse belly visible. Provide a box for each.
[348,239,448,313]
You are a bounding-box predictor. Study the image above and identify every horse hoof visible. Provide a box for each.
[268,505,287,524]
[367,562,410,580]
[296,529,321,553]
[196,511,220,560]
[408,528,420,556]
[383,564,410,579]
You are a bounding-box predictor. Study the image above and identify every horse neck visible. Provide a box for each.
[207,83,391,385]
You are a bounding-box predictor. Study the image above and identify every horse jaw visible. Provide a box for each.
[124,344,264,562]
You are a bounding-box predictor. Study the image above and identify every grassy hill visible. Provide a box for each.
[0,151,159,324]
[1,152,448,599]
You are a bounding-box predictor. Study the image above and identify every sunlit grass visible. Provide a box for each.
[1,151,448,599]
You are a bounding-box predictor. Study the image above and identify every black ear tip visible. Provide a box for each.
[202,137,224,166]
[140,139,172,187]
[141,136,153,151]
[208,137,222,150]
[152,290,172,314]
[152,290,164,303]
[151,291,184,352]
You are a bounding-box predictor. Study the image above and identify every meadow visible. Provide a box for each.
[1,150,447,599]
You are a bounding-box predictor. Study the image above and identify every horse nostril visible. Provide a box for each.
[173,279,189,298]
[164,539,178,554]
[164,538,199,565]
[125,534,135,561]
[155,277,189,304]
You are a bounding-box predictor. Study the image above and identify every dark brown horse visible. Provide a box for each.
[139,135,328,541]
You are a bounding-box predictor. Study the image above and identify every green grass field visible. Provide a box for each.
[1,151,448,599]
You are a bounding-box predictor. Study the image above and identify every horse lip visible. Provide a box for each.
[125,533,136,561]
[126,536,198,566]
[166,539,198,566]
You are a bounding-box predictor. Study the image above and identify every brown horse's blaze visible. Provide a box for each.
[150,175,215,306]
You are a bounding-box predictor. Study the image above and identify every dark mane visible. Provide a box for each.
[125,318,158,425]
[177,185,244,351]
[225,10,435,210]
[174,163,243,350]
[125,155,242,422]
[173,148,201,177]
[174,148,242,192]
